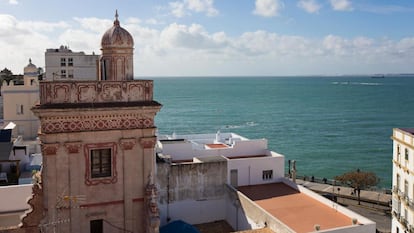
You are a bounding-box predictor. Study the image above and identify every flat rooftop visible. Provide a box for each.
[238,183,353,233]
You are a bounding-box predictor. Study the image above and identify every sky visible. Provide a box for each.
[1,0,414,76]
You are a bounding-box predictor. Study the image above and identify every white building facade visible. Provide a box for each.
[156,132,285,227]
[392,128,414,233]
[1,59,40,140]
[156,132,375,233]
[45,45,99,80]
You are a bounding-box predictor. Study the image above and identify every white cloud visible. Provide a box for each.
[186,0,218,16]
[169,0,218,18]
[0,15,59,73]
[58,29,101,54]
[170,1,187,18]
[297,0,321,14]
[18,20,70,32]
[8,0,18,5]
[253,0,284,17]
[159,23,227,50]
[73,17,112,33]
[329,0,353,11]
[1,14,414,76]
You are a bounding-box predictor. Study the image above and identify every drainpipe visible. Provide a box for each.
[166,163,170,223]
[248,166,251,185]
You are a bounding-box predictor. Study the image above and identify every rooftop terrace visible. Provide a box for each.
[238,183,355,233]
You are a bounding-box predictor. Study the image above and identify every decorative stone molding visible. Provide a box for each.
[140,137,157,149]
[120,138,137,150]
[41,143,59,156]
[145,175,160,233]
[41,114,154,134]
[39,80,153,105]
[84,142,118,186]
[64,142,82,154]
[20,180,43,233]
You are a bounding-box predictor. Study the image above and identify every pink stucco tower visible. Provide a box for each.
[32,11,162,233]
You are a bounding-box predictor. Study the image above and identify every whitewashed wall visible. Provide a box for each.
[228,152,284,187]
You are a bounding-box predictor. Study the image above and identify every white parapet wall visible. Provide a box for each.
[0,184,33,228]
[0,184,33,214]
[224,184,295,233]
[159,198,227,226]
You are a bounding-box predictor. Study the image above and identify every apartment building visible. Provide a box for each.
[44,45,98,80]
[392,128,414,233]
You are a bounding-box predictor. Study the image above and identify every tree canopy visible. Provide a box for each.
[335,169,379,204]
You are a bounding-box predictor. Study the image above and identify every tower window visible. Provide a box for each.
[85,142,117,185]
[91,148,112,178]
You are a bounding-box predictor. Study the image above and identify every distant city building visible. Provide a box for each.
[1,59,40,140]
[392,128,414,233]
[45,45,99,80]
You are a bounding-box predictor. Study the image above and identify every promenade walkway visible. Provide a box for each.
[295,179,392,207]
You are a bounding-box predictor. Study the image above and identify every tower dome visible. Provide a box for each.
[99,11,135,81]
[101,10,134,48]
[24,58,38,77]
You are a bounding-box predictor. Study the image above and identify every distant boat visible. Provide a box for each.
[371,74,385,78]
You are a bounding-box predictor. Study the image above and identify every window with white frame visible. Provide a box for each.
[60,70,66,78]
[68,57,73,66]
[262,170,273,180]
[60,58,66,66]
[68,70,74,79]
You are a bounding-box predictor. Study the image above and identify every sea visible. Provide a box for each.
[152,75,414,189]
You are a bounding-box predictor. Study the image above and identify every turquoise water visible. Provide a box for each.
[153,76,414,188]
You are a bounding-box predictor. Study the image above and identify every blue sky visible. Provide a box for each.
[1,0,414,76]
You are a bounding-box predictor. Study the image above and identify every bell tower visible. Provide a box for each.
[33,11,161,233]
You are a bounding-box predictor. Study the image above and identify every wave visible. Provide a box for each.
[221,121,258,129]
[331,82,383,86]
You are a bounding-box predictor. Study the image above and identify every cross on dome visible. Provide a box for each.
[114,10,120,26]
